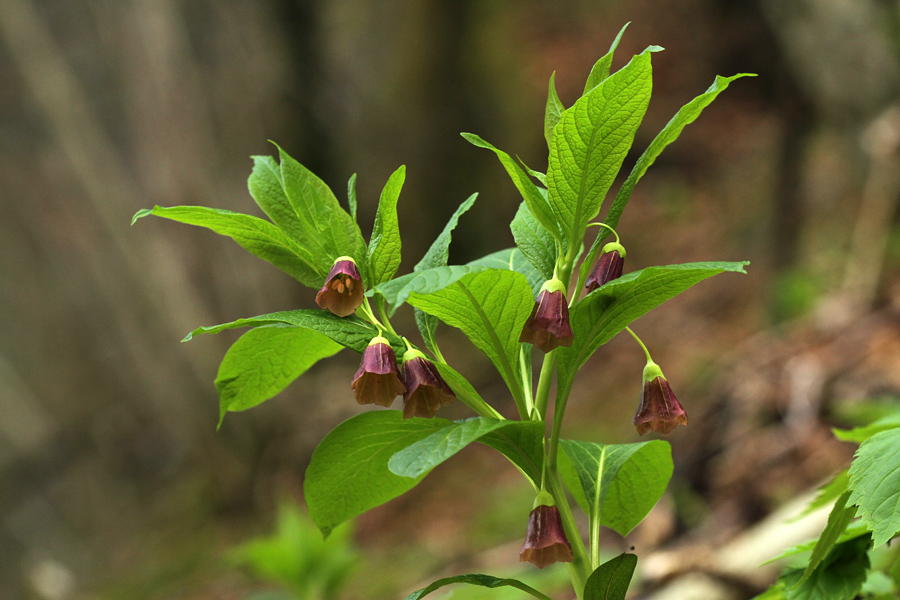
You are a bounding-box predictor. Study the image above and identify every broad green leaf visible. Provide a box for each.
[131,205,321,287]
[796,470,849,520]
[413,193,478,354]
[373,265,487,314]
[781,535,870,600]
[468,248,545,298]
[511,202,557,281]
[461,132,562,243]
[560,439,673,537]
[800,491,856,584]
[558,262,749,385]
[304,411,450,537]
[367,166,405,285]
[478,421,545,485]
[547,48,655,256]
[347,173,358,222]
[407,270,534,401]
[833,412,900,443]
[215,325,342,424]
[848,428,900,547]
[182,309,404,356]
[389,417,538,478]
[762,522,869,565]
[583,553,637,600]
[558,449,590,515]
[583,22,630,95]
[544,72,565,148]
[403,574,553,600]
[601,73,755,242]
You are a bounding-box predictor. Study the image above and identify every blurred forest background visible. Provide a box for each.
[1,0,900,599]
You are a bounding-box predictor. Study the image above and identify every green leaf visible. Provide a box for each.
[407,270,533,401]
[367,166,405,286]
[601,73,755,240]
[183,309,404,356]
[304,411,450,537]
[796,470,849,520]
[848,427,900,547]
[373,265,488,314]
[467,248,545,298]
[583,553,638,600]
[403,574,553,600]
[413,193,478,354]
[583,22,630,95]
[781,535,870,600]
[762,522,869,566]
[558,449,590,515]
[478,421,545,485]
[558,262,749,385]
[461,132,562,243]
[511,202,557,281]
[215,325,342,424]
[833,412,900,443]
[389,417,539,478]
[131,205,321,287]
[544,71,565,149]
[547,47,655,256]
[347,173,358,222]
[432,362,497,420]
[560,439,673,537]
[800,491,856,584]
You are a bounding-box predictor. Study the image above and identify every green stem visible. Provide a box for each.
[533,352,556,421]
[625,326,652,362]
[373,295,398,336]
[546,456,590,597]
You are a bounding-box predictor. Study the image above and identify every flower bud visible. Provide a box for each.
[401,349,456,419]
[351,336,406,407]
[315,256,364,317]
[633,361,688,436]
[519,494,573,569]
[519,278,573,353]
[585,242,625,293]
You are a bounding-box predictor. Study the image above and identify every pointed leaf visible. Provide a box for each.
[403,574,553,600]
[833,412,900,443]
[347,173,358,222]
[583,553,638,600]
[367,166,405,285]
[560,439,673,537]
[796,470,849,520]
[545,71,565,148]
[800,491,856,583]
[848,427,900,547]
[583,22,630,95]
[511,201,557,281]
[132,205,322,287]
[305,411,450,537]
[781,535,870,600]
[215,325,342,423]
[548,48,655,256]
[762,522,870,565]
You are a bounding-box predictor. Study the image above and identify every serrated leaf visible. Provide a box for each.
[131,205,322,287]
[545,71,565,149]
[848,428,900,547]
[407,270,533,402]
[182,309,404,356]
[583,22,630,95]
[781,535,870,600]
[800,491,856,584]
[560,439,673,537]
[461,132,562,244]
[467,248,545,298]
[600,73,755,245]
[367,166,405,285]
[558,262,749,386]
[389,418,540,479]
[583,553,637,600]
[372,265,488,314]
[403,574,553,600]
[304,411,450,537]
[511,202,557,281]
[548,48,654,256]
[215,325,342,424]
[833,412,900,443]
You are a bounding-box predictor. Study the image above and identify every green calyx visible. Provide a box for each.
[539,277,567,296]
[368,335,389,347]
[532,490,556,509]
[602,242,626,258]
[334,255,356,265]
[402,347,427,363]
[642,360,664,382]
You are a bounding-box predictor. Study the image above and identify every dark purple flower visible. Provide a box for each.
[401,350,455,419]
[585,242,626,293]
[633,362,688,436]
[519,504,574,568]
[351,336,406,408]
[519,279,573,353]
[315,256,364,317]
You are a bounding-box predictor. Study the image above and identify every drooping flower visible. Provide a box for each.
[585,242,626,293]
[519,278,573,353]
[633,361,688,436]
[519,494,573,569]
[401,349,456,419]
[315,256,364,317]
[351,336,406,407]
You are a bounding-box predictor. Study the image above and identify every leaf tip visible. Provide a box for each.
[131,207,155,225]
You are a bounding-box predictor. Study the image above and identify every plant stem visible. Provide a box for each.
[533,351,556,421]
[373,295,398,336]
[545,449,590,597]
[625,326,652,362]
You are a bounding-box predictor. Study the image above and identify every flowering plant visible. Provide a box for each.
[134,25,751,600]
